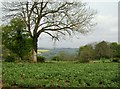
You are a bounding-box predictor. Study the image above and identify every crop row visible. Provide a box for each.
[2,62,119,87]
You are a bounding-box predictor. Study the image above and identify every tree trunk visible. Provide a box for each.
[32,37,38,62]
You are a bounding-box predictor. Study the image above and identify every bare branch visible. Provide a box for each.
[2,1,96,41]
[44,31,59,41]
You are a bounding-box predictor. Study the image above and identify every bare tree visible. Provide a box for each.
[2,0,96,62]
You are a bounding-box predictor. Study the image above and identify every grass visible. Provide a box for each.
[2,62,119,88]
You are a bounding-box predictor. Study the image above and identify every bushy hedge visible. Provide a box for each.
[3,52,18,62]
[111,58,120,62]
[37,56,45,62]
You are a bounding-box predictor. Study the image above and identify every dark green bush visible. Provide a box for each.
[51,56,61,61]
[4,54,17,62]
[111,58,120,62]
[37,56,45,62]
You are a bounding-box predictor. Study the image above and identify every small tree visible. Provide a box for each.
[109,42,118,58]
[77,45,94,63]
[2,18,32,61]
[95,41,111,59]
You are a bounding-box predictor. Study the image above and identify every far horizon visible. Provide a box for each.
[38,47,79,49]
[38,40,119,49]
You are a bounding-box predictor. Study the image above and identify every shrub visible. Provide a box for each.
[77,45,94,63]
[111,58,120,62]
[23,51,32,62]
[100,58,106,63]
[78,50,91,63]
[37,56,45,62]
[51,56,61,61]
[4,53,17,62]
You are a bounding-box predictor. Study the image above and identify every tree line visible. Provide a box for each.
[1,18,120,63]
[77,41,120,63]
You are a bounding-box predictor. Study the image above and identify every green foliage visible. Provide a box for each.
[100,58,107,63]
[108,42,120,59]
[2,62,119,87]
[77,45,94,63]
[37,56,46,62]
[79,50,90,63]
[111,58,120,63]
[51,55,61,61]
[77,41,120,62]
[2,46,18,62]
[95,41,112,59]
[2,18,32,61]
[4,54,17,62]
[109,42,118,58]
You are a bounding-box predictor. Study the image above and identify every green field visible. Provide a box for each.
[37,50,49,54]
[2,62,119,88]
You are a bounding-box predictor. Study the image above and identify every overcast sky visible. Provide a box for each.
[38,1,119,48]
[0,0,119,48]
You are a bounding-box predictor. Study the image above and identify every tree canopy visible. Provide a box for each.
[2,18,32,60]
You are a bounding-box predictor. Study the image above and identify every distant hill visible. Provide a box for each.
[38,48,78,59]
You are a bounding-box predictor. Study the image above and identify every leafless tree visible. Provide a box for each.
[2,0,96,62]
